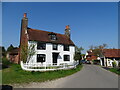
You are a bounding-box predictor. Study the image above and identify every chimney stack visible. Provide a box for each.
[21,13,28,30]
[65,25,70,39]
[21,13,28,36]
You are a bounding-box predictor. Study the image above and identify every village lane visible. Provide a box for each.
[14,64,118,88]
[55,64,118,88]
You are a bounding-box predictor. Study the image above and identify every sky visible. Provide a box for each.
[2,2,118,53]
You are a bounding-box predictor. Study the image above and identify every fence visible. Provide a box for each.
[20,61,79,71]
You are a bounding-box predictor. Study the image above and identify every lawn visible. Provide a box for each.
[109,68,120,75]
[2,64,83,84]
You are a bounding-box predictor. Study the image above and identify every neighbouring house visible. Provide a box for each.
[6,48,20,64]
[100,49,120,67]
[19,13,76,71]
[85,49,120,67]
[85,50,100,64]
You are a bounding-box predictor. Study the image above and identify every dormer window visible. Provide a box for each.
[51,34,56,40]
[48,32,57,41]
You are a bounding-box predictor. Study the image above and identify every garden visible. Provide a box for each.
[1,58,83,84]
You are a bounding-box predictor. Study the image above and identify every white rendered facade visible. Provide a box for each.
[28,41,75,65]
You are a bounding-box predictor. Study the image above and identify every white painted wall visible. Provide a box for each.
[28,41,75,65]
[100,57,119,67]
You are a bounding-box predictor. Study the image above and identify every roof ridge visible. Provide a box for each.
[27,28,65,36]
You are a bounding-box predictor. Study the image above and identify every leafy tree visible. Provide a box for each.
[0,46,6,58]
[89,43,108,57]
[20,44,36,63]
[74,46,84,64]
[2,46,6,57]
[7,44,14,52]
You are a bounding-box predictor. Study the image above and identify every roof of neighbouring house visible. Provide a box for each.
[86,55,97,61]
[27,28,75,46]
[103,49,120,58]
[9,48,19,55]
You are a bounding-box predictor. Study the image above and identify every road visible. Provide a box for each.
[14,64,118,88]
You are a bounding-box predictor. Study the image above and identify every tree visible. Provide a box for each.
[89,44,108,57]
[20,44,36,63]
[7,44,14,52]
[2,46,6,57]
[74,46,84,64]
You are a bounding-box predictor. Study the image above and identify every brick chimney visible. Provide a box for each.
[65,25,70,38]
[21,13,28,31]
[19,13,28,63]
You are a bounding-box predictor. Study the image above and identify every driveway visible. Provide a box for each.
[13,64,118,88]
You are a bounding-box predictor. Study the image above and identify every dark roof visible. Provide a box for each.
[9,48,19,55]
[27,28,75,46]
[103,49,120,58]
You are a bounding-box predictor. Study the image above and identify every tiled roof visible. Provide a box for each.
[86,55,97,60]
[9,48,19,55]
[27,28,75,46]
[103,49,120,58]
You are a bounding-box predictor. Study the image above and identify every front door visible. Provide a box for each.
[52,53,59,65]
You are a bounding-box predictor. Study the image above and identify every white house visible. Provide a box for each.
[100,49,120,67]
[19,13,77,71]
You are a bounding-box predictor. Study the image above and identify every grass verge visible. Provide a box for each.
[2,64,83,84]
[109,68,120,75]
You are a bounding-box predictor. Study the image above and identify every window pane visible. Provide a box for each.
[37,54,46,62]
[37,42,46,50]
[50,34,56,40]
[53,44,58,50]
[64,45,69,51]
[64,55,70,61]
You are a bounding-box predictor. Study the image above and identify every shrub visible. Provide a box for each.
[2,57,12,69]
[112,61,117,68]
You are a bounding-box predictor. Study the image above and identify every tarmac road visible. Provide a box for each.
[13,64,118,88]
[55,64,118,88]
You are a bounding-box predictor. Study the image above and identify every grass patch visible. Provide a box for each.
[109,68,120,75]
[2,64,83,84]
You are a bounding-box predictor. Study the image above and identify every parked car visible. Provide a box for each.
[86,60,91,64]
[80,60,86,64]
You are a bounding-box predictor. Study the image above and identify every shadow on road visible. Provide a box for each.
[102,67,110,70]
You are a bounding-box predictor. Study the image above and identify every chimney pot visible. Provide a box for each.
[24,13,27,18]
[66,25,70,29]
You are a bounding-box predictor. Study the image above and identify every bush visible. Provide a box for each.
[112,61,117,68]
[2,57,12,69]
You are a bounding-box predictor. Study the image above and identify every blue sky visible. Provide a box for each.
[2,2,118,53]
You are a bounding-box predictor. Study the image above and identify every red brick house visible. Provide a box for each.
[86,51,98,61]
[6,48,20,64]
